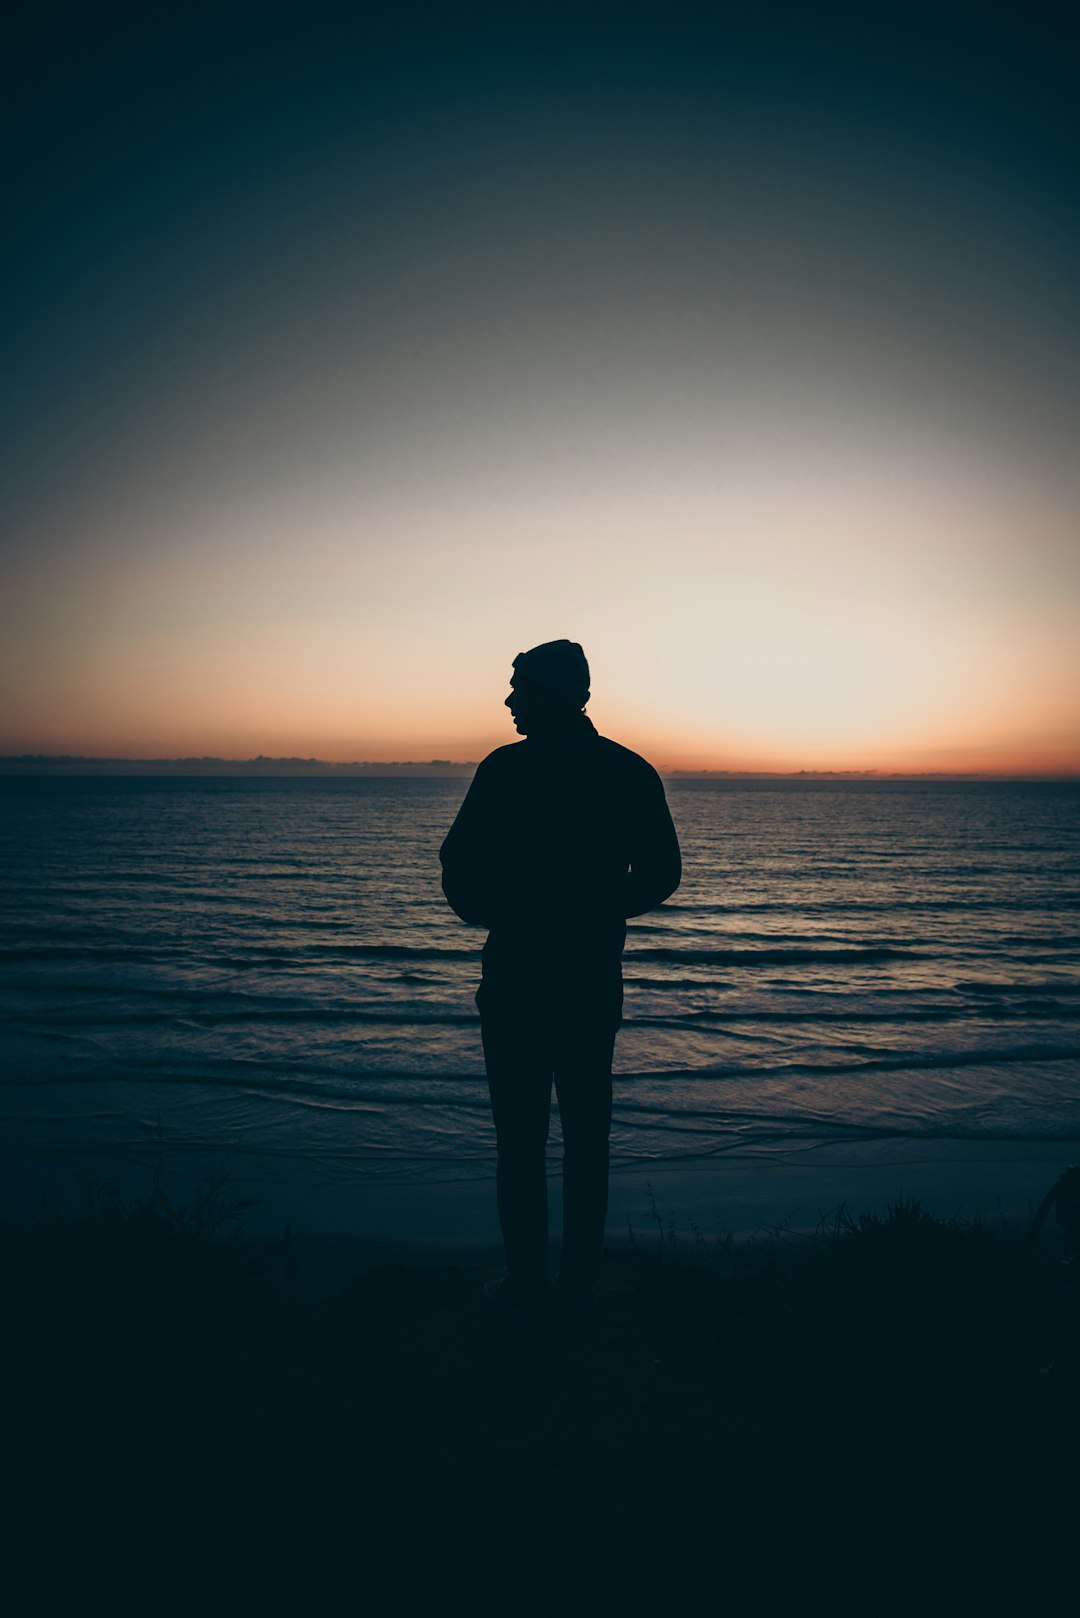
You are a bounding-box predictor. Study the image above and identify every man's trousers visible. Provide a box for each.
[479,993,620,1302]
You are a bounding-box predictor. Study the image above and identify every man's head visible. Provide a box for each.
[505,639,591,735]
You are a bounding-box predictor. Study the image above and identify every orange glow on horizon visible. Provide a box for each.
[5,422,1077,778]
[5,709,1078,778]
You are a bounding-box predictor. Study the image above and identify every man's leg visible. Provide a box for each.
[553,1018,617,1299]
[480,1014,554,1305]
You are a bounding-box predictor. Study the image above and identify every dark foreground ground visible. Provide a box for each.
[7,1169,1079,1601]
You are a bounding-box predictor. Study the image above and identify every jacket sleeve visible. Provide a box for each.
[624,768,681,918]
[439,761,498,927]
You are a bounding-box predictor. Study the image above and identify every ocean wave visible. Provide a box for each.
[955,979,1080,996]
[625,1004,1080,1027]
[624,974,1079,1001]
[12,978,1078,1032]
[5,1041,1077,1092]
[0,945,172,965]
[613,1044,1080,1079]
[623,945,920,965]
[658,896,1080,915]
[0,941,481,966]
[7,1006,480,1030]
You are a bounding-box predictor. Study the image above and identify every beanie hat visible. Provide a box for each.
[512,639,591,708]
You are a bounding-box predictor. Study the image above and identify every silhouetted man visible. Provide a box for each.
[440,640,681,1319]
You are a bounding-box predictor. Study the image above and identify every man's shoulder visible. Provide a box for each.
[594,735,663,783]
[475,742,528,773]
[595,737,663,773]
[476,735,664,788]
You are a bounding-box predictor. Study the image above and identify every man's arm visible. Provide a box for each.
[439,761,498,927]
[624,768,681,918]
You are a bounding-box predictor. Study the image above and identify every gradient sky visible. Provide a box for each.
[4,5,1079,771]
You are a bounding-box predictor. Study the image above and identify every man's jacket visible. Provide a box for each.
[440,716,681,1002]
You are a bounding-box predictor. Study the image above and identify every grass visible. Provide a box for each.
[6,1168,1079,1553]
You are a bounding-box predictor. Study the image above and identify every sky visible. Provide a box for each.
[4,4,1079,772]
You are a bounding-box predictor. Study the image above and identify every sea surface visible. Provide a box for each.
[2,776,1079,1196]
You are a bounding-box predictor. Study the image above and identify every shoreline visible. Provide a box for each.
[4,1135,1072,1289]
[4,761,1079,781]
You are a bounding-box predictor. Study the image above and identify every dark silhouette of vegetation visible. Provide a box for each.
[7,1165,1079,1608]
[8,1171,1079,1512]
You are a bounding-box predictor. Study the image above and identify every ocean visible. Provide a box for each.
[2,775,1079,1217]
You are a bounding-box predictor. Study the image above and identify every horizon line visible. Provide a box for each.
[2,754,1079,782]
